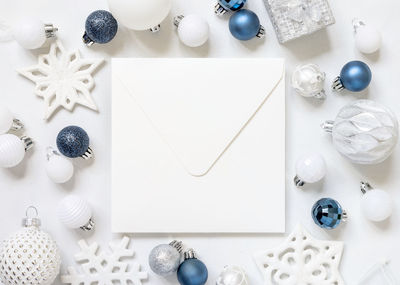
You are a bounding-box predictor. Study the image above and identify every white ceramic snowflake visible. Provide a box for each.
[254,224,344,285]
[61,237,148,285]
[17,40,104,120]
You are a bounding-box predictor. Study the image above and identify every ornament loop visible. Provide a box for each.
[360,181,373,194]
[352,18,365,33]
[23,206,41,227]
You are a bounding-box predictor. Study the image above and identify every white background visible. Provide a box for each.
[0,0,399,284]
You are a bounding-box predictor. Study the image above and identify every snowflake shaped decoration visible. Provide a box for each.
[61,237,148,285]
[17,40,104,120]
[254,224,344,285]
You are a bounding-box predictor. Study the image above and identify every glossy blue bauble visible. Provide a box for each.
[229,9,260,41]
[312,198,344,230]
[177,258,208,285]
[57,126,90,158]
[340,61,372,92]
[219,0,247,11]
[84,10,118,44]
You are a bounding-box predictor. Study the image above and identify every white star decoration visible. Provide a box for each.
[254,224,345,285]
[17,40,104,120]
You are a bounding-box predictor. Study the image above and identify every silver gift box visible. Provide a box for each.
[263,0,335,43]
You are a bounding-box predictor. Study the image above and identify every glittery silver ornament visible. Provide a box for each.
[149,240,183,276]
[216,266,249,285]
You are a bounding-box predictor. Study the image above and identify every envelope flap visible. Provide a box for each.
[114,58,284,176]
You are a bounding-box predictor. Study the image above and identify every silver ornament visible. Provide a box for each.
[291,63,326,99]
[149,240,183,276]
[216,265,249,285]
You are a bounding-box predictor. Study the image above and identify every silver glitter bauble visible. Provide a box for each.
[149,240,182,276]
[216,265,249,285]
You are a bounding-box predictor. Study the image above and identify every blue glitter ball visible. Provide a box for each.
[177,258,208,285]
[219,0,247,11]
[57,126,90,158]
[83,10,118,45]
[229,9,261,41]
[312,198,344,230]
[339,61,372,92]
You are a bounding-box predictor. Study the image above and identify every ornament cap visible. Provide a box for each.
[293,175,305,187]
[44,23,58,38]
[215,3,227,15]
[361,181,374,194]
[256,25,266,39]
[150,25,161,33]
[11,119,24,131]
[352,18,365,33]
[169,240,183,253]
[332,76,345,91]
[22,206,41,227]
[81,146,94,160]
[174,15,184,28]
[80,218,95,231]
[184,249,197,260]
[21,135,34,151]
[46,146,59,160]
[82,32,95,46]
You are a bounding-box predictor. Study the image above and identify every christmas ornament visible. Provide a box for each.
[229,9,265,41]
[0,206,61,285]
[294,153,326,187]
[58,195,94,231]
[353,19,381,54]
[17,40,104,120]
[149,240,183,276]
[360,182,393,222]
[312,198,346,230]
[174,15,209,48]
[358,260,398,285]
[61,237,148,285]
[57,126,93,159]
[83,10,118,46]
[291,64,326,99]
[216,266,249,285]
[332,60,372,92]
[108,0,172,32]
[322,100,399,164]
[46,147,74,184]
[254,224,344,285]
[0,106,24,134]
[0,134,33,168]
[11,17,57,49]
[177,249,208,285]
[215,0,247,15]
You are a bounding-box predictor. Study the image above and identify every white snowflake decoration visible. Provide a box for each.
[61,237,148,285]
[254,224,344,285]
[17,40,104,120]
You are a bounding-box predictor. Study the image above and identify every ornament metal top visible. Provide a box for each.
[215,0,247,15]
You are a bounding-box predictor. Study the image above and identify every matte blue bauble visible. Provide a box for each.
[177,258,208,285]
[312,198,344,230]
[339,61,372,92]
[57,126,90,158]
[229,9,261,41]
[83,10,118,45]
[219,0,247,11]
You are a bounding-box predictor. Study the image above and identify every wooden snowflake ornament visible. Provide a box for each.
[17,40,104,120]
[254,224,345,285]
[61,237,148,285]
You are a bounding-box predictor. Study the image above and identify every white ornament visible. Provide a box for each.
[58,195,94,231]
[353,19,381,54]
[0,134,33,168]
[292,64,326,99]
[12,17,57,49]
[358,260,398,285]
[360,182,393,222]
[254,224,344,285]
[61,237,148,285]
[108,0,172,31]
[46,147,74,184]
[0,106,23,134]
[174,15,210,47]
[216,265,249,285]
[294,153,326,187]
[17,40,104,120]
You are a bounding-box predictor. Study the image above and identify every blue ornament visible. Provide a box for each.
[312,198,346,230]
[332,61,372,92]
[229,9,265,41]
[177,249,208,285]
[83,10,118,46]
[56,126,93,159]
[215,0,247,15]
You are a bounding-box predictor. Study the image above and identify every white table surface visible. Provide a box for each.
[1,0,400,284]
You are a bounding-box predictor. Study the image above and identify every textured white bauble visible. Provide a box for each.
[355,25,381,54]
[295,153,326,186]
[291,64,326,99]
[0,106,13,134]
[12,17,47,49]
[177,15,209,47]
[361,189,393,222]
[46,153,74,184]
[108,0,172,30]
[58,195,94,230]
[0,134,26,168]
[216,266,248,285]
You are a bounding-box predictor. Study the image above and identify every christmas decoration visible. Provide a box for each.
[57,195,94,231]
[56,126,93,159]
[0,206,61,285]
[11,17,57,49]
[360,182,393,222]
[17,40,104,120]
[322,100,399,164]
[177,249,208,285]
[332,60,372,92]
[312,198,346,230]
[229,9,265,41]
[61,237,148,285]
[215,0,247,15]
[149,240,183,276]
[0,106,23,134]
[216,266,249,285]
[0,134,33,168]
[174,15,209,48]
[294,153,326,187]
[46,147,74,184]
[291,64,326,99]
[353,19,381,54]
[83,10,118,46]
[254,224,344,285]
[358,260,398,285]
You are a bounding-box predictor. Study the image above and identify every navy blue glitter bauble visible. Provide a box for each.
[312,198,344,230]
[229,9,261,41]
[340,61,372,92]
[57,126,90,158]
[177,258,208,285]
[83,10,118,45]
[219,0,247,11]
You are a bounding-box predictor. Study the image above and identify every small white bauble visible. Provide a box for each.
[108,0,172,31]
[0,106,14,134]
[216,265,249,285]
[360,182,393,222]
[12,17,47,49]
[291,64,326,99]
[175,15,209,47]
[46,148,74,184]
[58,195,94,231]
[0,134,32,168]
[294,153,326,187]
[354,20,381,54]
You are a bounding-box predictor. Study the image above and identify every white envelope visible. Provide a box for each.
[112,58,286,233]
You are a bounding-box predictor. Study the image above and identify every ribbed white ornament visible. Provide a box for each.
[0,134,26,168]
[58,195,94,230]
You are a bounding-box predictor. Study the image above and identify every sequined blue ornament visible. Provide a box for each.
[312,198,346,230]
[177,249,208,285]
[83,10,118,46]
[332,61,372,92]
[56,126,93,159]
[215,0,247,15]
[229,9,265,41]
